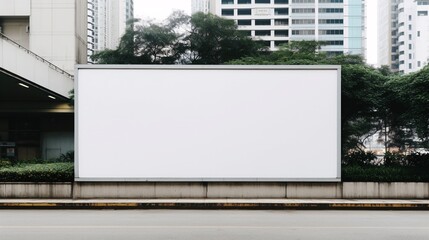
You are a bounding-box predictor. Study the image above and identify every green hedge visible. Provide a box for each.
[1,162,429,182]
[0,163,74,182]
[342,165,429,182]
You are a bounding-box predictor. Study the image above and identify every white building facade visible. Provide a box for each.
[0,0,86,161]
[378,0,429,73]
[0,0,87,74]
[204,0,366,55]
[88,0,134,60]
[192,0,217,14]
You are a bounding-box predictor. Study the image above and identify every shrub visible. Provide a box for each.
[342,165,429,182]
[0,159,12,168]
[405,153,429,168]
[384,152,406,166]
[56,151,74,162]
[0,163,74,182]
[342,151,377,166]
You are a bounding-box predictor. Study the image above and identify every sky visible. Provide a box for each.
[134,0,378,65]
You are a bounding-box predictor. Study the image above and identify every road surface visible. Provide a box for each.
[0,210,428,240]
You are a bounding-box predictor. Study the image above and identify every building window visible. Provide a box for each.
[274,30,289,36]
[417,11,428,16]
[418,61,421,67]
[292,8,315,13]
[409,63,412,69]
[292,19,315,24]
[292,30,315,35]
[409,15,412,20]
[238,9,252,15]
[238,0,251,3]
[319,19,343,24]
[292,0,314,3]
[409,44,412,49]
[275,8,289,15]
[418,31,420,37]
[408,25,412,30]
[319,8,343,13]
[319,0,343,2]
[221,9,234,16]
[409,34,412,40]
[319,29,343,35]
[255,30,271,36]
[255,0,270,3]
[255,19,271,25]
[222,0,234,4]
[274,19,289,25]
[324,40,343,45]
[274,0,288,3]
[409,54,412,59]
[238,20,252,25]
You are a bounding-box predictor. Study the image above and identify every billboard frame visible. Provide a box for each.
[74,65,341,182]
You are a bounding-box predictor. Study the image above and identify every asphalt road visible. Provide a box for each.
[0,210,428,240]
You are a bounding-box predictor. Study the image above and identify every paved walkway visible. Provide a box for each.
[1,199,429,210]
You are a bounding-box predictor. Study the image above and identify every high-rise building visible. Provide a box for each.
[378,0,429,74]
[88,0,134,61]
[192,0,216,14]
[204,0,366,56]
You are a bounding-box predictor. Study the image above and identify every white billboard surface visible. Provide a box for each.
[76,66,340,181]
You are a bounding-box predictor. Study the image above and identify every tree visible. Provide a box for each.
[185,13,263,64]
[91,12,263,64]
[91,13,189,64]
[385,66,429,150]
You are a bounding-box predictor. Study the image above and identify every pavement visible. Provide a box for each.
[1,199,429,210]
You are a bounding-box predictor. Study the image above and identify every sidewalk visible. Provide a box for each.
[1,199,429,210]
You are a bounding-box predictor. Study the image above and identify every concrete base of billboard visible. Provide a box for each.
[0,183,71,198]
[1,182,429,199]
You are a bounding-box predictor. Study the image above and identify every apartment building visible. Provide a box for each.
[192,0,217,14]
[378,0,429,73]
[200,0,366,55]
[88,0,134,60]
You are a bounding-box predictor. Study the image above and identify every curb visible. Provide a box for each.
[1,200,429,210]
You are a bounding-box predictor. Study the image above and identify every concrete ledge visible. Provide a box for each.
[0,183,71,198]
[379,182,429,199]
[1,182,429,199]
[343,182,429,199]
[72,183,156,199]
[287,183,342,199]
[207,183,286,198]
[0,199,429,210]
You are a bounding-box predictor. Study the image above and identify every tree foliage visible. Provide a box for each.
[91,12,263,64]
[384,66,429,150]
[186,13,262,64]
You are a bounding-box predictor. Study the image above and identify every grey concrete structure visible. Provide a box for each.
[0,183,71,198]
[2,182,428,199]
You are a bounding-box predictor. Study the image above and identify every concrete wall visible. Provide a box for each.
[0,0,31,16]
[1,182,428,199]
[0,17,30,48]
[0,183,71,198]
[0,35,74,97]
[0,0,87,74]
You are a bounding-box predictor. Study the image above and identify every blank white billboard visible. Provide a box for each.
[75,66,340,181]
